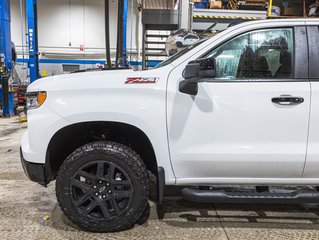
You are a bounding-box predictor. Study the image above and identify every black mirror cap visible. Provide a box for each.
[199,57,215,70]
[179,79,198,95]
[183,60,200,79]
[180,57,216,95]
[199,69,215,78]
[199,58,216,78]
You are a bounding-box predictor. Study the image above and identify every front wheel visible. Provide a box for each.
[56,141,149,232]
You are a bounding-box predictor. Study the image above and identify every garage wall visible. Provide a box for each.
[10,0,26,51]
[10,0,142,60]
[9,0,143,79]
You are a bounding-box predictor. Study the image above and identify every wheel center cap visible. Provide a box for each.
[99,186,106,193]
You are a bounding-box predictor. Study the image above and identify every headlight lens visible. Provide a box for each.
[26,91,47,110]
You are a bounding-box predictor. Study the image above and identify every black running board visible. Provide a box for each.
[182,188,319,204]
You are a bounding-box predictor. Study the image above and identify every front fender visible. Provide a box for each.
[62,112,175,184]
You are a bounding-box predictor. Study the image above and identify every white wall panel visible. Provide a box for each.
[10,0,141,56]
[84,0,109,49]
[10,0,26,47]
[70,0,85,47]
[37,0,70,47]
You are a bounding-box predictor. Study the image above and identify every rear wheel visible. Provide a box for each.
[56,141,149,232]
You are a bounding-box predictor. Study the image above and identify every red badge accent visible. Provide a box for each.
[125,77,159,84]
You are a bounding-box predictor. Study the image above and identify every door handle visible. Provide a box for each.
[272,95,304,105]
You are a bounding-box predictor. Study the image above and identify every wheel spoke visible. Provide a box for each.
[113,190,132,199]
[99,202,111,220]
[78,170,95,180]
[96,162,105,178]
[74,194,90,207]
[107,163,115,180]
[71,178,91,193]
[84,200,98,214]
[110,199,121,215]
[112,180,131,187]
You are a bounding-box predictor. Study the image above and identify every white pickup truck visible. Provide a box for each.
[21,19,319,232]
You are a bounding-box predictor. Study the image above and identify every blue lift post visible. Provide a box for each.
[26,0,40,83]
[122,0,128,67]
[0,0,15,117]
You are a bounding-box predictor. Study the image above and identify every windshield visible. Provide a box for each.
[154,39,207,69]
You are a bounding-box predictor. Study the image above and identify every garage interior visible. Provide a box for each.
[1,0,319,239]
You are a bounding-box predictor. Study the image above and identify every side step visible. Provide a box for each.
[182,188,319,204]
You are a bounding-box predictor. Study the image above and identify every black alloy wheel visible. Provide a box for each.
[56,141,149,232]
[70,160,133,221]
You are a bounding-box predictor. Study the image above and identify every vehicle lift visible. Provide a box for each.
[26,0,40,83]
[1,0,40,117]
[0,0,15,117]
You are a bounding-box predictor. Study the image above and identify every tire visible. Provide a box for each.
[176,41,183,48]
[56,141,149,232]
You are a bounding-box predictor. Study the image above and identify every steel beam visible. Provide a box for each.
[179,0,191,30]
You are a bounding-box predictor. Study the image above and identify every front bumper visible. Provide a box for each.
[20,147,47,187]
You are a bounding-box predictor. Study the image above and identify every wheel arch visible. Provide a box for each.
[45,121,159,183]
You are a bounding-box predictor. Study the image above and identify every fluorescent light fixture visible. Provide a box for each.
[218,54,235,59]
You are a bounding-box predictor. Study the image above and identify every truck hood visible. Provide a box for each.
[27,69,139,92]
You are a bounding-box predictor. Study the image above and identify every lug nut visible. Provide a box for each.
[93,185,97,189]
[108,190,112,194]
[106,183,110,186]
[102,195,106,199]
[95,192,99,196]
[98,180,103,184]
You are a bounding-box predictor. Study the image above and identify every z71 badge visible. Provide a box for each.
[125,77,159,84]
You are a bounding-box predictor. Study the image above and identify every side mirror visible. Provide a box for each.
[198,58,216,79]
[179,78,199,95]
[182,60,201,79]
[179,58,216,95]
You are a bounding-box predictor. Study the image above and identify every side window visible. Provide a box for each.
[307,26,319,79]
[203,28,294,80]
[185,35,198,40]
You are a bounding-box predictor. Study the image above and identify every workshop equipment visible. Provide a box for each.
[0,0,15,117]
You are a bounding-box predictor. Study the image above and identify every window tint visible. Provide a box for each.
[203,28,294,80]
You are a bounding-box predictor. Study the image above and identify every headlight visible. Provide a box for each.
[26,91,47,110]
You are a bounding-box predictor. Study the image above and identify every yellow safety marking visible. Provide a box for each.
[268,0,273,17]
[193,15,259,20]
[19,116,27,123]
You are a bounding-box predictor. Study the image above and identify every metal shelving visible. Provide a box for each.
[141,9,179,69]
[192,8,267,31]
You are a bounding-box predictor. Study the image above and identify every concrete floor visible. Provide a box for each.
[2,117,319,240]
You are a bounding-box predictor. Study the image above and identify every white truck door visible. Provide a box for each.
[167,27,311,182]
[303,25,319,178]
